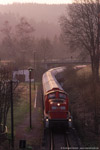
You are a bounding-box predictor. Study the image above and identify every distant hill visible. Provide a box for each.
[0,3,68,38]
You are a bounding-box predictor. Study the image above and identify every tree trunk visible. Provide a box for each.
[91,55,99,82]
[91,54,99,134]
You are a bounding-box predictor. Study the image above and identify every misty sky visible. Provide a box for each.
[0,0,73,4]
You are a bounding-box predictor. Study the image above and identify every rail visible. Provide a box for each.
[41,128,82,150]
[50,129,70,150]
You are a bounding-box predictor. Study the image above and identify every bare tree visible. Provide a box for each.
[37,37,52,63]
[15,17,35,66]
[60,0,100,81]
[0,21,15,60]
[0,66,18,134]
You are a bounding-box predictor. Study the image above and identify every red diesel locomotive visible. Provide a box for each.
[42,67,72,128]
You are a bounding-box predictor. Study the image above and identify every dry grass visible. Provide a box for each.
[63,66,100,147]
[7,82,35,132]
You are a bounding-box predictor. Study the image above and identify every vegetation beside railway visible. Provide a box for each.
[63,65,100,148]
[7,82,35,132]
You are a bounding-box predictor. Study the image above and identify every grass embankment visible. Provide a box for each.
[63,65,100,147]
[7,82,36,133]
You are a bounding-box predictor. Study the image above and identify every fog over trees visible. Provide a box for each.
[0,3,76,66]
[0,3,67,39]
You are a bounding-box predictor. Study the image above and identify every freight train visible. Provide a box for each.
[42,67,72,128]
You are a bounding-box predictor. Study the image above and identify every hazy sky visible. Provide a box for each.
[0,0,73,5]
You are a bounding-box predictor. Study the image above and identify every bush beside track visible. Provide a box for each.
[63,65,100,148]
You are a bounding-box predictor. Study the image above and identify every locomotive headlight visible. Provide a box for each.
[60,106,66,110]
[57,103,60,106]
[46,118,49,122]
[69,118,72,122]
[50,102,53,104]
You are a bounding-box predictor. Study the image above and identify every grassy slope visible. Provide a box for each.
[7,82,36,133]
[63,65,100,147]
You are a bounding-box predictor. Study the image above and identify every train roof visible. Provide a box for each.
[42,67,65,95]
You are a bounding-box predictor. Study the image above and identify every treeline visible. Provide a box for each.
[0,3,66,23]
[0,3,67,39]
[0,17,72,69]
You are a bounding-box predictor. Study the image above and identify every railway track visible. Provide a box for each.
[50,129,70,150]
[42,127,81,150]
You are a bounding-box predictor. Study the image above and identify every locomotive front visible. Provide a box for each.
[45,89,69,127]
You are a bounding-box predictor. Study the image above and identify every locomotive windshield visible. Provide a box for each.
[48,93,56,99]
[59,93,66,99]
[52,99,64,103]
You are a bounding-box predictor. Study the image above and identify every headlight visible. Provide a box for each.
[60,106,66,110]
[69,118,72,122]
[52,106,56,110]
[57,103,60,106]
[46,118,49,122]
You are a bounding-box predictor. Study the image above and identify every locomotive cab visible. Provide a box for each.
[44,89,70,128]
[49,99,68,119]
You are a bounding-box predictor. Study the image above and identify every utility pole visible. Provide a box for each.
[10,80,14,148]
[34,52,36,90]
[28,67,33,129]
